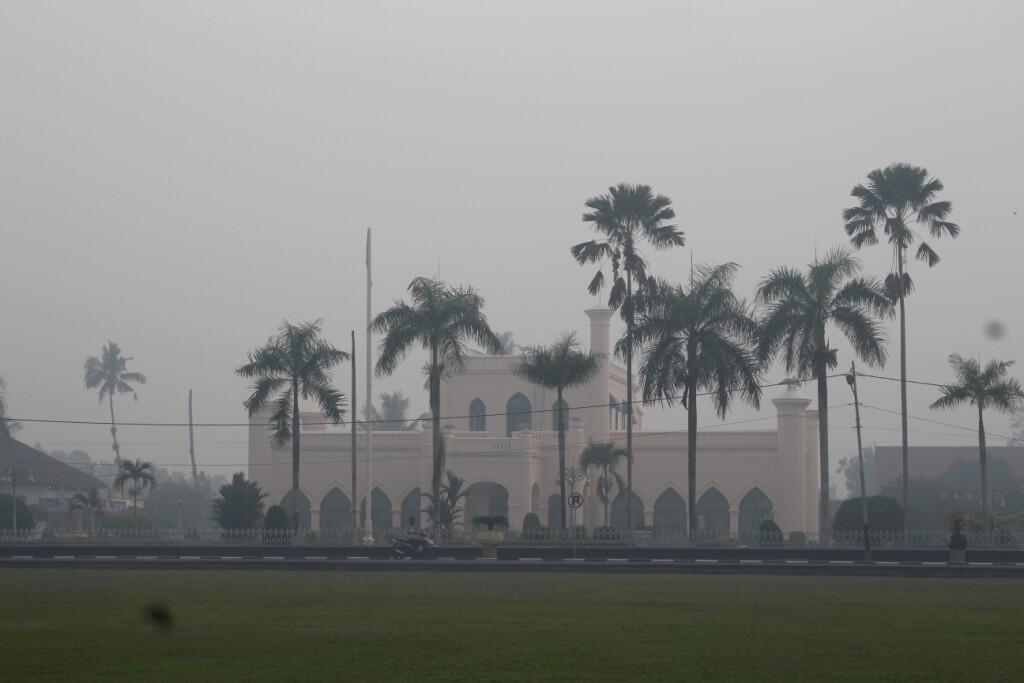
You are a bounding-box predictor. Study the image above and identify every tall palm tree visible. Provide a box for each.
[113,459,157,531]
[757,248,892,540]
[373,277,503,515]
[0,377,20,439]
[70,488,104,531]
[513,333,598,529]
[843,163,959,536]
[931,355,1024,523]
[83,342,146,463]
[579,441,629,527]
[571,183,685,530]
[237,320,348,526]
[631,263,762,535]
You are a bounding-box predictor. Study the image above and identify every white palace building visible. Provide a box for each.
[248,308,822,537]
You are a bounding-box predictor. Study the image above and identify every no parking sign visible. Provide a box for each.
[568,492,584,509]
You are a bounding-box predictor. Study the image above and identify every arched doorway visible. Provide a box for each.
[469,399,486,432]
[400,488,422,530]
[319,488,352,533]
[653,488,687,536]
[610,489,644,530]
[464,481,509,524]
[738,487,773,536]
[506,393,532,435]
[696,488,730,535]
[280,489,311,530]
[359,487,393,532]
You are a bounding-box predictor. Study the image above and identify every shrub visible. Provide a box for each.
[756,519,783,547]
[592,526,626,543]
[522,512,542,530]
[263,505,289,531]
[833,496,903,534]
[788,531,807,546]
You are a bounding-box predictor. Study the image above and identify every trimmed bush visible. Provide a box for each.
[833,496,903,534]
[522,512,542,530]
[756,519,783,547]
[263,505,289,531]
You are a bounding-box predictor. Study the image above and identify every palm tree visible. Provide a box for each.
[422,469,470,533]
[579,441,629,527]
[113,459,157,531]
[211,472,268,529]
[843,163,959,536]
[237,320,348,527]
[513,333,599,529]
[373,277,503,516]
[69,488,104,530]
[631,263,762,535]
[930,355,1024,523]
[378,391,411,431]
[83,342,146,463]
[757,248,891,540]
[0,377,20,439]
[571,183,685,531]
[493,331,516,355]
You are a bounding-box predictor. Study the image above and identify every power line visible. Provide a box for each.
[859,403,1014,442]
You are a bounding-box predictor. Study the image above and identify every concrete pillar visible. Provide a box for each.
[772,384,812,534]
[585,307,613,443]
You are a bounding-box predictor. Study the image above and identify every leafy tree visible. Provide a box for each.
[492,331,516,355]
[513,333,598,529]
[69,488,105,530]
[0,377,20,438]
[83,342,146,463]
[237,320,348,524]
[263,505,289,531]
[422,469,470,533]
[113,459,157,530]
[833,496,904,534]
[931,355,1024,522]
[211,472,267,529]
[843,163,959,535]
[361,391,412,431]
[373,277,503,519]
[144,477,213,530]
[837,446,876,498]
[632,263,761,534]
[757,248,891,538]
[571,183,685,530]
[579,441,629,527]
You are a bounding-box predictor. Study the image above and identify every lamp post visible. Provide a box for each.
[845,362,872,560]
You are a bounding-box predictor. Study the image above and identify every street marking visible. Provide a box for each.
[784,560,808,564]
[304,556,327,561]
[695,559,718,564]
[563,557,586,562]
[12,555,33,560]
[136,556,157,560]
[347,556,370,560]
[519,557,543,562]
[923,561,947,566]
[608,558,629,563]
[970,562,993,566]
[830,560,853,565]
[740,559,762,564]
[95,555,117,560]
[179,556,201,560]
[876,561,898,565]
[652,558,674,563]
[54,555,75,560]
[262,556,285,560]
[221,556,243,560]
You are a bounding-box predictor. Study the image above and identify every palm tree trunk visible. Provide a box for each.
[108,394,120,463]
[817,366,830,545]
[603,465,610,527]
[132,485,138,532]
[291,380,301,529]
[430,344,442,536]
[557,388,567,530]
[624,270,634,533]
[979,406,989,526]
[687,377,697,542]
[897,248,910,542]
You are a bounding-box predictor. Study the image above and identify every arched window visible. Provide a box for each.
[280,489,311,530]
[609,395,619,430]
[469,399,486,432]
[611,489,644,530]
[319,488,352,533]
[738,487,773,537]
[401,488,422,530]
[653,488,687,536]
[506,393,532,435]
[359,487,393,532]
[552,399,569,432]
[696,488,730,535]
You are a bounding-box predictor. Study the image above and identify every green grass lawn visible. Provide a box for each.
[2,569,1023,682]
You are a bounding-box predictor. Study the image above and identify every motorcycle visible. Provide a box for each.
[391,532,439,560]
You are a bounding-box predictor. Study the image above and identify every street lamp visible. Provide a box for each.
[845,363,872,560]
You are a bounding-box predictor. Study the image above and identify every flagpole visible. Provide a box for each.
[363,227,375,545]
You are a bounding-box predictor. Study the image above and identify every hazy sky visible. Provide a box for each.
[2,1,1022,489]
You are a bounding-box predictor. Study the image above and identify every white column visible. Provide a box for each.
[772,384,812,534]
[584,307,613,443]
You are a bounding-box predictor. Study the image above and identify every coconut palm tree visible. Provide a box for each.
[113,459,157,531]
[70,488,105,531]
[513,333,599,529]
[579,441,629,527]
[378,391,411,431]
[843,163,959,535]
[757,248,892,540]
[631,263,762,535]
[83,342,146,463]
[237,320,348,526]
[571,183,685,530]
[930,355,1024,523]
[373,277,503,514]
[0,377,19,439]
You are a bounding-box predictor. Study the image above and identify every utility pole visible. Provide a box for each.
[188,390,198,487]
[845,362,872,561]
[363,227,375,546]
[350,330,358,543]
